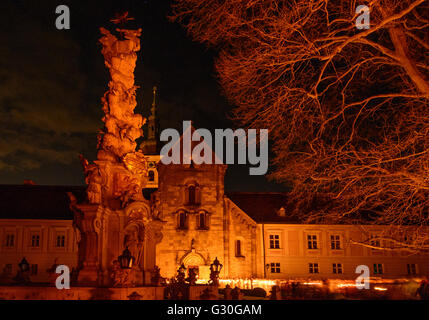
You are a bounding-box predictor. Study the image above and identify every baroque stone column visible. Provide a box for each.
[70,16,164,287]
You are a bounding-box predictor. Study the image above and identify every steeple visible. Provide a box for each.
[141,85,159,155]
[148,86,157,141]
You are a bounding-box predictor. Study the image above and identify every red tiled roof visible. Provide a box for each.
[226,192,302,223]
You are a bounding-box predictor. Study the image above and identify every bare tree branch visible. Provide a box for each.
[171,0,429,252]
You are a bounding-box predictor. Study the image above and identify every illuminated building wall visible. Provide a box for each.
[256,223,429,280]
[0,181,428,284]
[154,160,258,280]
[0,219,78,283]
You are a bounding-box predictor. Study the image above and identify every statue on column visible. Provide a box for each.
[78,13,148,207]
[70,13,165,288]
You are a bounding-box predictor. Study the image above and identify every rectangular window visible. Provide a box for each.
[5,234,15,247]
[407,264,417,275]
[309,263,319,274]
[4,264,12,275]
[235,240,243,257]
[269,234,280,249]
[307,235,318,249]
[370,235,381,250]
[31,264,38,275]
[31,234,40,247]
[330,235,341,250]
[403,234,415,244]
[56,235,66,247]
[270,263,280,273]
[373,263,383,274]
[333,263,343,274]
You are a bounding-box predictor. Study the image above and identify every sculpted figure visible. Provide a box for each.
[151,194,162,220]
[79,20,150,208]
[124,226,144,268]
[97,25,144,160]
[79,154,102,204]
[110,260,134,287]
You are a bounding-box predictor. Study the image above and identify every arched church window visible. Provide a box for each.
[188,186,196,204]
[186,185,201,205]
[148,170,155,182]
[178,211,187,230]
[197,212,208,230]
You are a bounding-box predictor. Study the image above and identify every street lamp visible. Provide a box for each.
[209,257,223,286]
[14,257,31,284]
[178,263,186,274]
[118,247,135,269]
[19,257,30,273]
[210,257,223,273]
[176,263,186,284]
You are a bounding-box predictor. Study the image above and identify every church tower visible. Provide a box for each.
[155,124,228,280]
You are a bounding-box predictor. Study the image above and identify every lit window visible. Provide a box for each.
[373,263,383,274]
[309,263,319,274]
[56,235,66,247]
[270,263,280,273]
[148,170,155,182]
[333,263,343,274]
[407,264,417,275]
[31,264,38,275]
[330,235,341,250]
[5,234,14,247]
[31,234,40,247]
[235,240,243,257]
[269,234,280,249]
[307,235,318,249]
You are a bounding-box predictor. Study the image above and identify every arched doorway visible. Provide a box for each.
[180,250,209,281]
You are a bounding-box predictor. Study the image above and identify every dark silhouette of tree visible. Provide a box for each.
[171,0,429,252]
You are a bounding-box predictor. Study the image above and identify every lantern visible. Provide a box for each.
[18,257,30,273]
[210,257,223,273]
[178,263,186,274]
[118,247,135,269]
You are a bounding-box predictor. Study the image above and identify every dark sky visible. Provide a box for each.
[0,0,288,192]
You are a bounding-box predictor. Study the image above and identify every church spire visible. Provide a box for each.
[148,86,157,140]
[140,85,159,155]
[151,86,157,114]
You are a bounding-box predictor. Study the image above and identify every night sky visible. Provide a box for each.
[0,0,288,192]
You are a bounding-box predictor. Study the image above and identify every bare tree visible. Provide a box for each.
[171,0,429,251]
